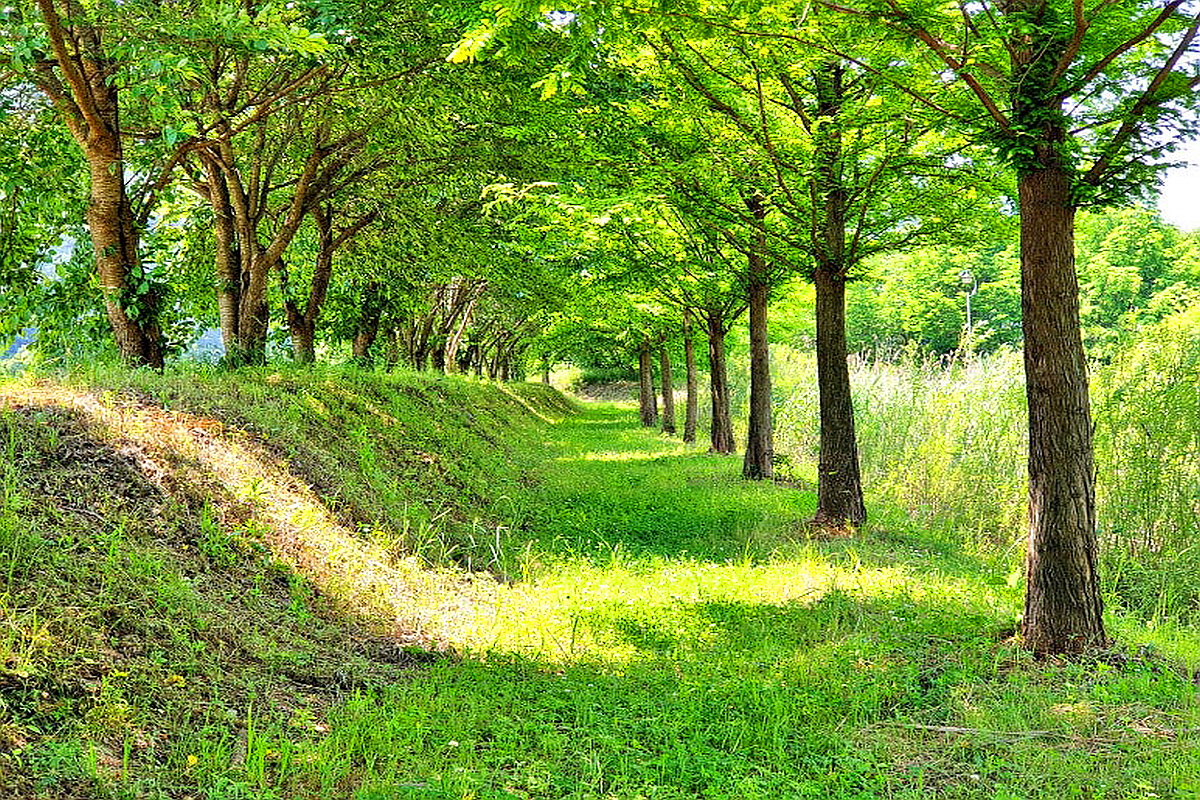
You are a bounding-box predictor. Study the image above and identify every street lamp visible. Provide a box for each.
[959,269,978,331]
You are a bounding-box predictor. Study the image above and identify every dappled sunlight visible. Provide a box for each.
[0,381,1018,669]
[0,382,498,646]
[565,449,685,462]
[5,374,1198,799]
[451,550,1018,665]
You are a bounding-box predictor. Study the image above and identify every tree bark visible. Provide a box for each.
[384,326,401,372]
[659,345,676,435]
[33,0,164,368]
[683,313,698,444]
[284,204,376,366]
[352,281,383,366]
[205,161,241,355]
[1018,166,1104,655]
[742,194,773,479]
[813,270,866,525]
[443,287,481,374]
[638,341,658,427]
[811,61,866,525]
[1005,7,1105,655]
[706,309,735,454]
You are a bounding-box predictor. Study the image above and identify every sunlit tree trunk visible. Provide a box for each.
[1018,166,1104,654]
[1007,4,1105,655]
[33,0,164,368]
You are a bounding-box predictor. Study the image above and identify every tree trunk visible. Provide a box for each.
[706,309,735,454]
[233,246,272,366]
[659,345,676,435]
[443,290,480,374]
[638,342,658,427]
[384,326,401,372]
[85,149,166,369]
[813,269,866,525]
[351,282,383,366]
[1006,11,1105,655]
[290,320,316,364]
[811,61,865,525]
[467,344,483,377]
[413,309,437,371]
[742,194,773,479]
[1018,166,1104,655]
[205,161,241,355]
[432,339,447,372]
[33,2,164,368]
[683,313,698,444]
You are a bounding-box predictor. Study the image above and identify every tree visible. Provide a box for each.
[650,23,986,514]
[4,0,171,366]
[824,0,1200,653]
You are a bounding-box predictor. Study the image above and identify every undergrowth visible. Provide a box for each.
[0,365,1197,799]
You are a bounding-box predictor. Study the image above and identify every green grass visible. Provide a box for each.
[294,403,1199,800]
[2,368,1198,799]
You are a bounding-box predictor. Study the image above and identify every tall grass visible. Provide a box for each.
[1093,306,1200,621]
[767,310,1200,622]
[772,346,1027,553]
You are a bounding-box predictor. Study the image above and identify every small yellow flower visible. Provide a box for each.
[186,754,199,768]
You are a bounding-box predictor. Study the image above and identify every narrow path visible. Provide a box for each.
[449,401,1013,661]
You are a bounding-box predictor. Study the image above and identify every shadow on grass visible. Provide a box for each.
[525,405,999,583]
[291,591,1199,800]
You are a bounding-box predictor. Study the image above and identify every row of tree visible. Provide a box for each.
[3,0,1200,657]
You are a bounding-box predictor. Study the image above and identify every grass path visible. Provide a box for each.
[299,402,1200,800]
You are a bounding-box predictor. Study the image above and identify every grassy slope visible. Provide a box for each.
[2,367,1198,799]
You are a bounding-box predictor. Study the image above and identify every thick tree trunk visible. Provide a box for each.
[1005,12,1105,655]
[33,2,164,369]
[810,61,865,524]
[1018,167,1105,655]
[233,247,272,366]
[289,321,316,364]
[85,149,166,369]
[659,345,676,435]
[683,314,698,444]
[742,194,773,479]
[638,342,658,427]
[205,161,241,355]
[813,269,866,525]
[706,310,735,454]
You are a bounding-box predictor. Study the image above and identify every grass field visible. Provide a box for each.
[3,370,1199,799]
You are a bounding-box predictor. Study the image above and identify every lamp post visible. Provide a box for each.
[959,269,978,331]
